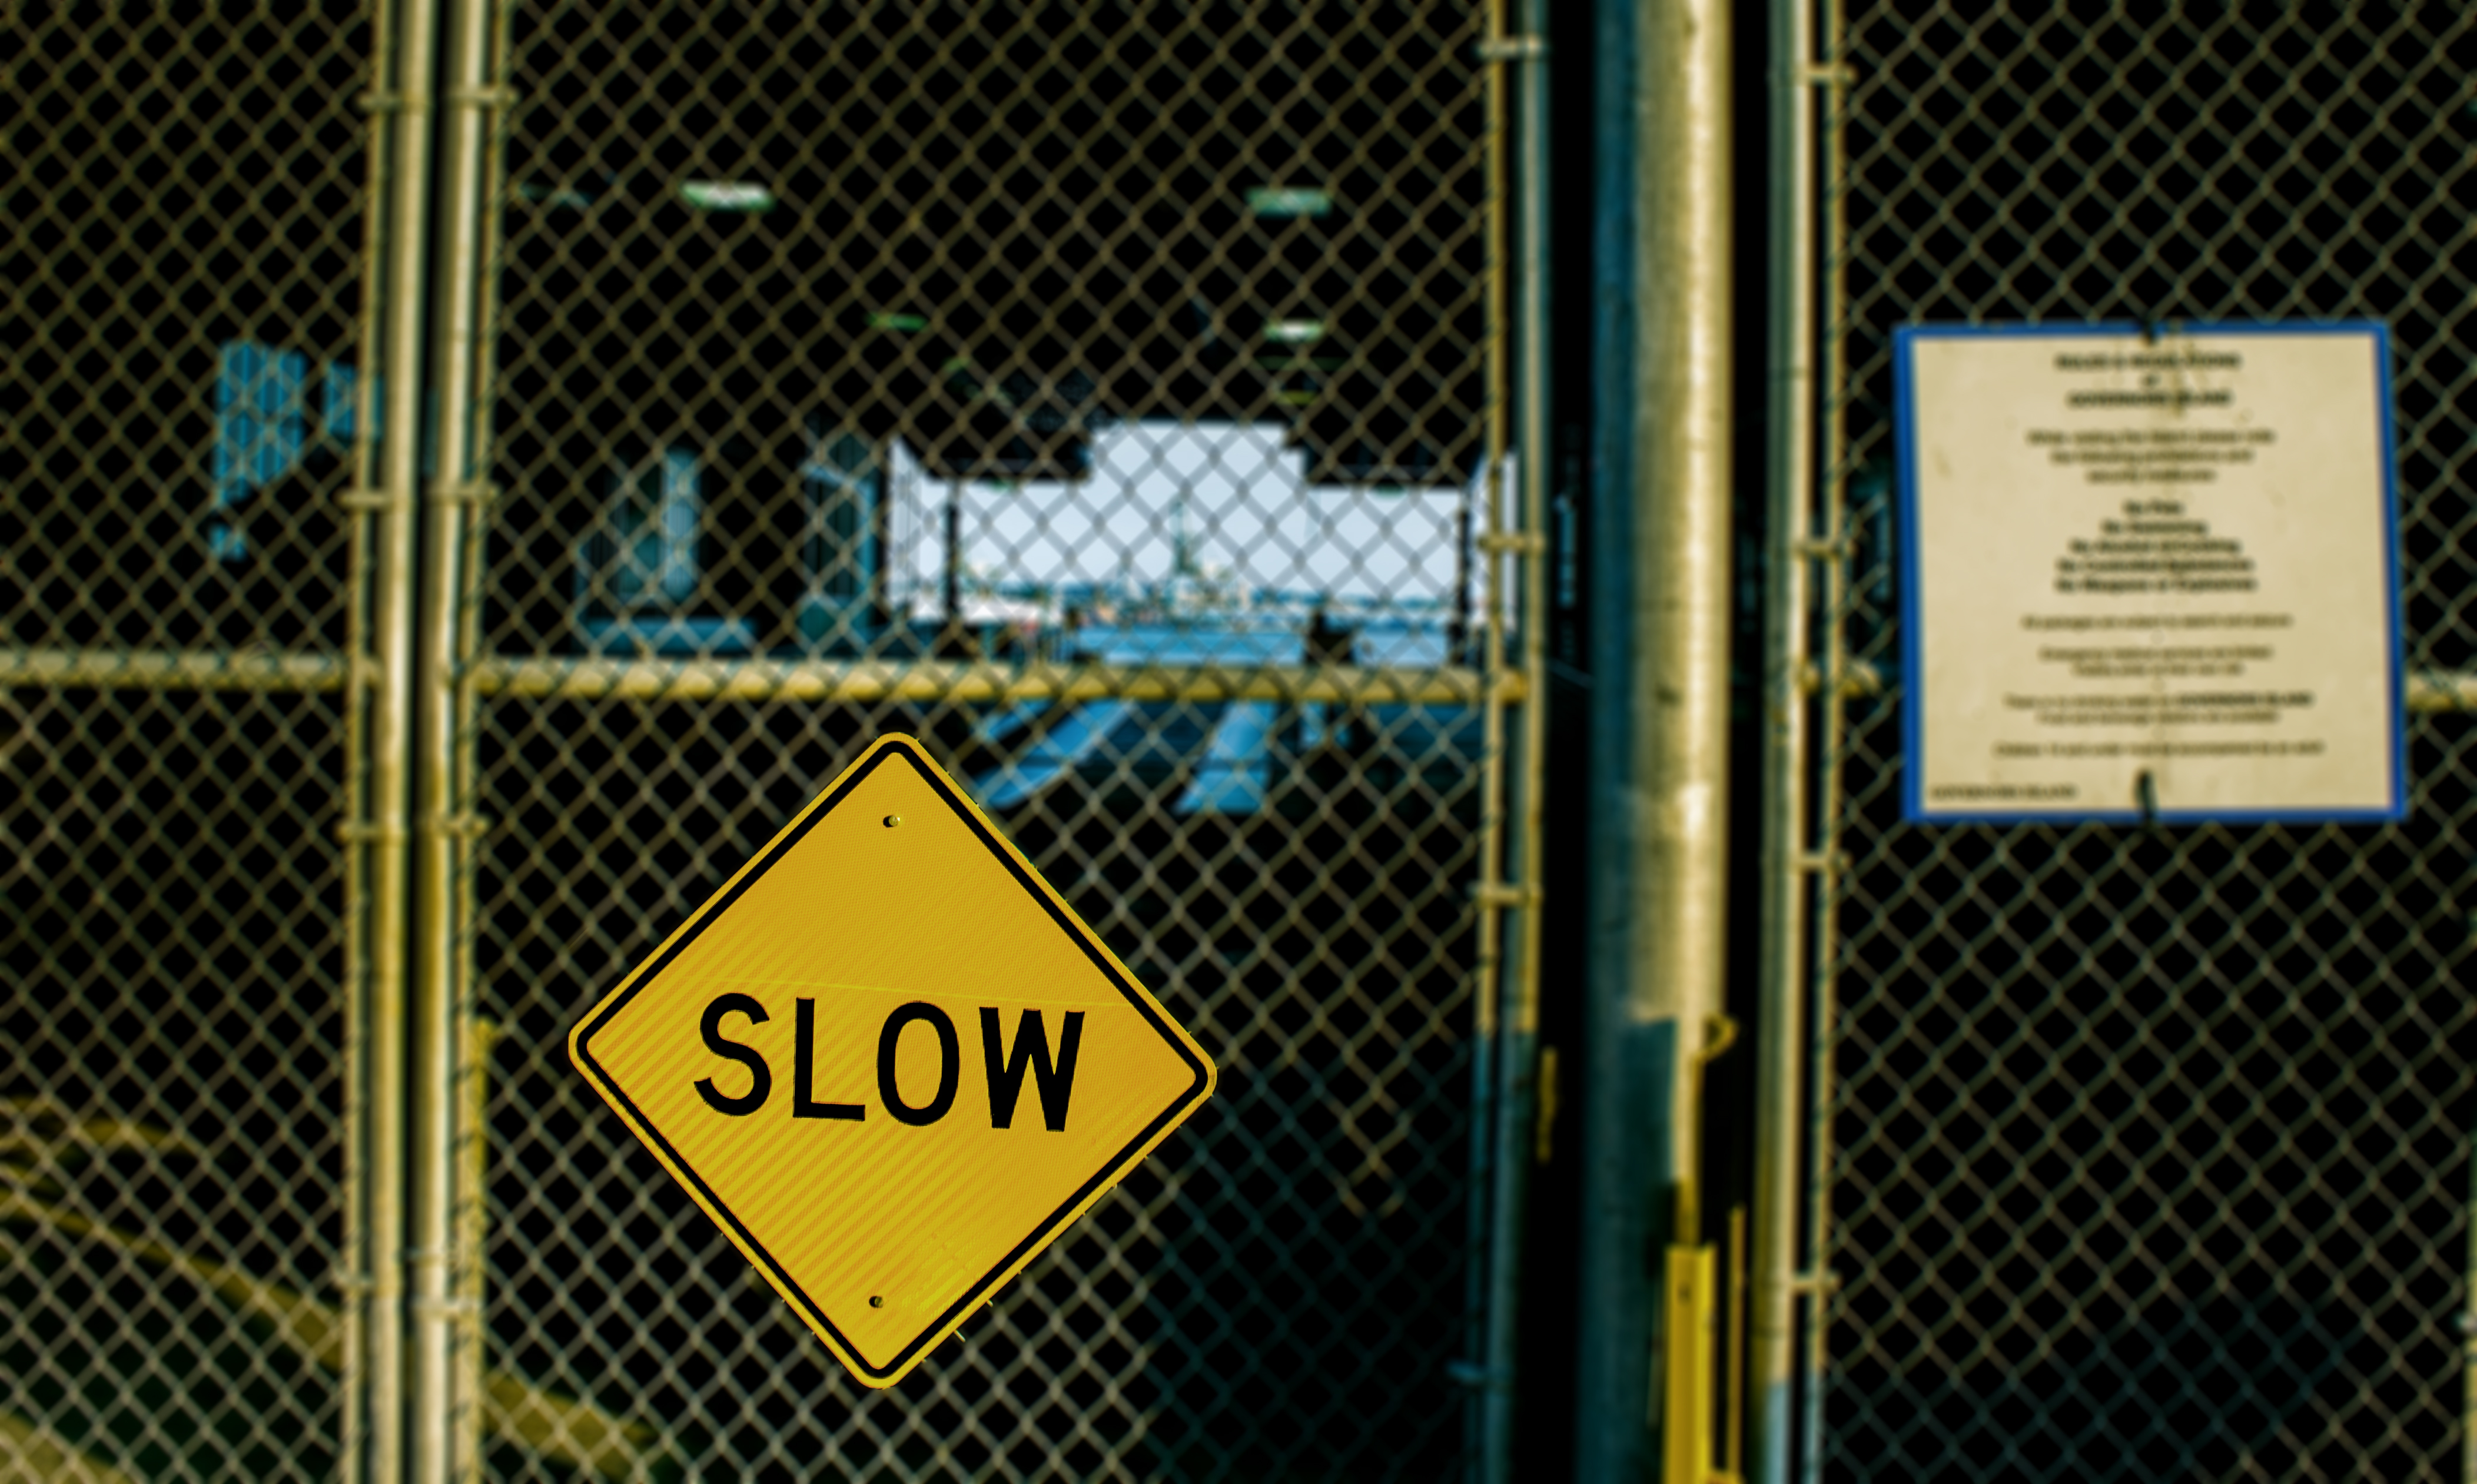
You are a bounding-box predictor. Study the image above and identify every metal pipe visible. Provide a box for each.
[457,1015,499,1483]
[15,646,2474,712]
[0,650,357,690]
[1479,0,1552,1474]
[448,4,516,1479]
[1748,0,1819,1475]
[464,655,1524,706]
[1800,0,1852,1472]
[1462,1,1513,1468]
[412,0,505,1475]
[366,0,443,1476]
[336,6,401,1468]
[1575,0,1734,1474]
[339,398,371,1483]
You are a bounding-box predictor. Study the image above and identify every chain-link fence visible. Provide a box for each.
[8,1,1541,1480]
[1812,4,2477,1479]
[471,5,1520,1479]
[4,4,372,1480]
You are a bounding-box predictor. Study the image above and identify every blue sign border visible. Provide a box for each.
[1892,320,2406,826]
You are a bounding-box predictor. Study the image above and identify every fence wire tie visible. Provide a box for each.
[447,85,519,110]
[1471,882,1542,909]
[1475,35,1546,64]
[1445,1359,1508,1390]
[432,480,502,508]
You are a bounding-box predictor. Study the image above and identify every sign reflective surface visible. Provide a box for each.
[572,735,1216,1387]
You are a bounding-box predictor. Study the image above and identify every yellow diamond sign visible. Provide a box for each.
[568,734,1216,1388]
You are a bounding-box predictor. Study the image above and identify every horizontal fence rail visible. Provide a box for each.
[25,648,2477,713]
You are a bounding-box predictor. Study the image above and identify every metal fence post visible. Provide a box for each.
[414,0,511,1476]
[1463,1,1515,1465]
[1749,0,1821,1477]
[1574,0,1734,1476]
[366,0,444,1477]
[1802,1,1849,1475]
[339,8,406,1481]
[1478,0,1553,1475]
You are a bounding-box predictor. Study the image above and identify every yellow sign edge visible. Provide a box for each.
[566,733,1217,1389]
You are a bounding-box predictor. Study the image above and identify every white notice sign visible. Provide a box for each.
[1897,323,2402,823]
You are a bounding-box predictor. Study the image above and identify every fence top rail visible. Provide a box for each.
[21,649,2477,713]
[0,648,357,693]
[2409,668,2477,713]
[464,654,1518,708]
[1815,658,2477,715]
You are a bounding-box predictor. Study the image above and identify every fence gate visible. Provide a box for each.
[464,3,1546,1479]
[1775,4,2477,1480]
[9,1,1548,1481]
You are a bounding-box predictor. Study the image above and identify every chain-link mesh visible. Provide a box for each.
[5,5,368,654]
[4,5,369,1481]
[1818,5,2477,1480]
[473,4,1506,1479]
